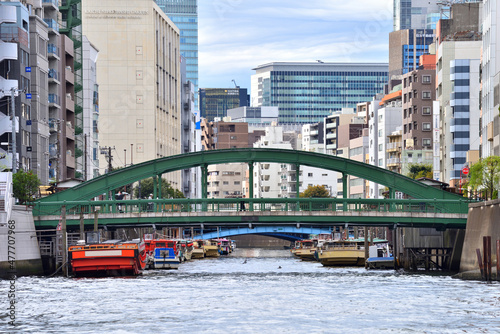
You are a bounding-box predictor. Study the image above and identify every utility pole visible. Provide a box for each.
[108,146,112,172]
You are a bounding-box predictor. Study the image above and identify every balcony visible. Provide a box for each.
[0,40,17,62]
[42,0,59,9]
[48,94,61,108]
[66,150,75,168]
[66,122,74,140]
[49,143,58,158]
[65,93,74,111]
[326,143,337,150]
[48,119,59,133]
[43,19,60,33]
[326,122,337,129]
[326,132,337,139]
[387,158,401,167]
[48,69,60,83]
[387,142,402,151]
[65,66,74,84]
[47,43,60,59]
[310,130,318,136]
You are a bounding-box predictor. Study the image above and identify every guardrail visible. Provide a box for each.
[32,197,470,217]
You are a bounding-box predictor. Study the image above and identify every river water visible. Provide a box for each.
[1,248,499,333]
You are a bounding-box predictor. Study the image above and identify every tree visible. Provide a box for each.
[300,185,330,198]
[467,156,500,200]
[407,163,433,179]
[13,170,41,204]
[133,177,185,199]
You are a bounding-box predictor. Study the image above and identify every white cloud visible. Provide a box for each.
[198,1,392,89]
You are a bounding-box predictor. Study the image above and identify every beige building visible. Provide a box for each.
[82,0,181,188]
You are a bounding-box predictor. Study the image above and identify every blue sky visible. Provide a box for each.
[198,0,393,91]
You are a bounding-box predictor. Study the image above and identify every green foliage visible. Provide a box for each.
[13,170,41,204]
[133,177,185,199]
[468,156,500,200]
[407,164,433,179]
[300,185,330,198]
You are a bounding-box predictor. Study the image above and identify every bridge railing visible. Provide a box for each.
[32,197,469,217]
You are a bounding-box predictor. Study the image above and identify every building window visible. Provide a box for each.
[423,138,431,147]
[422,75,431,83]
[422,107,431,115]
[308,172,313,177]
[378,144,383,151]
[422,122,431,131]
[422,91,431,99]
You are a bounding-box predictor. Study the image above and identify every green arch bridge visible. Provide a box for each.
[33,148,469,231]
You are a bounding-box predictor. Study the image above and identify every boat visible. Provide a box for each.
[144,239,182,269]
[366,257,395,269]
[293,239,319,261]
[178,239,193,261]
[68,239,147,277]
[366,242,394,269]
[191,240,206,259]
[217,238,232,255]
[204,239,220,258]
[315,239,366,266]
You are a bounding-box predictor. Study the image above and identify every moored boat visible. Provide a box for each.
[293,239,319,261]
[191,240,206,259]
[204,239,220,258]
[144,239,182,269]
[315,239,365,266]
[217,238,231,255]
[68,239,146,277]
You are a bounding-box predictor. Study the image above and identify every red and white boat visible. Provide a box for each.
[68,239,147,277]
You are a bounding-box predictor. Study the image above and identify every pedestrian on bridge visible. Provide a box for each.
[240,195,246,211]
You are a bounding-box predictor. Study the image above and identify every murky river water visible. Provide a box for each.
[1,248,499,333]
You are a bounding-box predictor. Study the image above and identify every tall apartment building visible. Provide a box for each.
[201,120,248,199]
[180,54,200,199]
[28,2,50,183]
[155,0,199,110]
[253,126,294,198]
[199,88,249,121]
[393,0,441,31]
[435,2,482,185]
[59,0,85,181]
[324,109,364,156]
[251,62,388,125]
[401,54,435,152]
[368,92,402,198]
[0,3,28,174]
[82,0,182,188]
[348,129,369,199]
[81,36,99,180]
[481,0,500,157]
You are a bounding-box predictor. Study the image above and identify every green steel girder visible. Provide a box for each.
[34,215,467,230]
[36,148,466,206]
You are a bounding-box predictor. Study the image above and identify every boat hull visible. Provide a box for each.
[69,242,146,277]
[191,248,205,259]
[317,250,365,267]
[151,248,181,269]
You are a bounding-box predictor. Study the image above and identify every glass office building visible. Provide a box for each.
[199,88,249,121]
[155,0,199,110]
[251,62,388,124]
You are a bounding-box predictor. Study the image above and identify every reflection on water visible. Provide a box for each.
[1,248,499,334]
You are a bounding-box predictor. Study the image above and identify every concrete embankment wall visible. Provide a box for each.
[459,199,500,279]
[0,205,43,278]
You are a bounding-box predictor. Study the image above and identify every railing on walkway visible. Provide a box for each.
[33,197,470,217]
